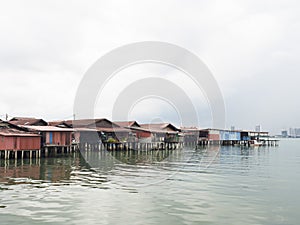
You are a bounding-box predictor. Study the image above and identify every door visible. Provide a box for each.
[49,132,53,144]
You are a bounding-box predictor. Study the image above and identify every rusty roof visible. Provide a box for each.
[64,119,96,127]
[96,127,130,133]
[0,121,40,137]
[1,121,28,131]
[48,121,72,128]
[128,126,179,134]
[9,117,48,126]
[64,118,119,128]
[140,123,181,132]
[180,127,200,132]
[113,121,140,128]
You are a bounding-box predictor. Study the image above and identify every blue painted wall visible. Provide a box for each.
[49,132,53,144]
[220,131,241,141]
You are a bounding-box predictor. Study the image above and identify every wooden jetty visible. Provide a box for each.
[76,141,183,152]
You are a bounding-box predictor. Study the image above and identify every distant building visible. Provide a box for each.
[289,128,296,137]
[295,128,300,137]
[281,130,288,138]
[255,125,262,132]
[288,128,300,138]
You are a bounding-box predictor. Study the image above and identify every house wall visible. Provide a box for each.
[45,132,72,146]
[0,135,41,150]
[0,136,13,150]
[241,132,250,141]
[136,131,151,138]
[220,131,241,141]
[17,136,41,150]
[139,137,152,143]
[114,132,131,141]
[184,133,198,142]
[199,130,209,139]
[208,134,220,140]
[208,130,220,140]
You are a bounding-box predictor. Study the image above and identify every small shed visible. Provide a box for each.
[73,128,99,144]
[242,130,269,141]
[180,127,200,143]
[199,129,220,141]
[0,121,41,151]
[137,123,181,143]
[113,121,141,142]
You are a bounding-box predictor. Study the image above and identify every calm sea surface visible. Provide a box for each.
[0,139,299,225]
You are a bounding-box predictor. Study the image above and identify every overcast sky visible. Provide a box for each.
[0,0,299,134]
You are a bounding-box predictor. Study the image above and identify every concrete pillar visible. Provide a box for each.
[29,151,32,159]
[21,151,24,159]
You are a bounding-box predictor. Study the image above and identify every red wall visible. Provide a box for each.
[46,132,72,146]
[208,134,220,141]
[0,135,41,150]
[136,131,151,138]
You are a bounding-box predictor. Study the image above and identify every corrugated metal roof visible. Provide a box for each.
[180,127,200,132]
[21,126,74,132]
[129,126,178,134]
[140,123,180,132]
[0,121,40,137]
[64,118,120,128]
[9,117,48,126]
[96,127,130,132]
[0,132,40,137]
[114,121,140,128]
[48,121,72,128]
[200,128,269,135]
[73,128,98,132]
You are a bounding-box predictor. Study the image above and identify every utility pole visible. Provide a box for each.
[5,113,8,121]
[73,114,76,121]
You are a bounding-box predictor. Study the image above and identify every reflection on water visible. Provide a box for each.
[0,153,113,189]
[0,145,273,188]
[0,142,299,225]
